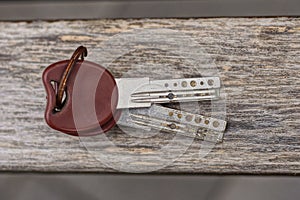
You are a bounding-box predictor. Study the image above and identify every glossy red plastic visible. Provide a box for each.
[42,60,120,136]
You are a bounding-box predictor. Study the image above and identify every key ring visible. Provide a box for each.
[56,46,87,110]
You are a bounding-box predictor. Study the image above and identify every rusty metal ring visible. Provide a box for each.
[56,46,88,109]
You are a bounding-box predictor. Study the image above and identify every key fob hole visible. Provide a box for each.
[49,80,68,113]
[53,90,68,113]
[50,80,58,93]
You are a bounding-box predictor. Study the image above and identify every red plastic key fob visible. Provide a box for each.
[42,46,121,136]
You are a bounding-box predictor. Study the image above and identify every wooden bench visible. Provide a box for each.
[0,17,299,174]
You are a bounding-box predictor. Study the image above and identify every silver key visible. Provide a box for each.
[118,105,226,143]
[115,77,226,142]
[116,77,220,109]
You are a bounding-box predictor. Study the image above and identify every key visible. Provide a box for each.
[43,46,227,141]
[115,77,220,109]
[118,105,226,142]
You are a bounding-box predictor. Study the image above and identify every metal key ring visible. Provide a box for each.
[56,46,87,109]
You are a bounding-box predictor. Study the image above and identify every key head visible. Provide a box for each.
[42,60,120,136]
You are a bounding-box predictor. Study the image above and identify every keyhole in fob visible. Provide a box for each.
[50,80,67,113]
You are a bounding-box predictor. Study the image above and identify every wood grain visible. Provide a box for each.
[0,18,299,174]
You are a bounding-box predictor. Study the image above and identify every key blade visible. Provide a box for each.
[119,105,226,142]
[150,105,227,132]
[129,113,204,140]
[116,77,222,108]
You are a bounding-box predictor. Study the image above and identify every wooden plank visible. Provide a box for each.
[0,18,299,174]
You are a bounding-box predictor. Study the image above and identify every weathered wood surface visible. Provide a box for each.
[0,18,299,174]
